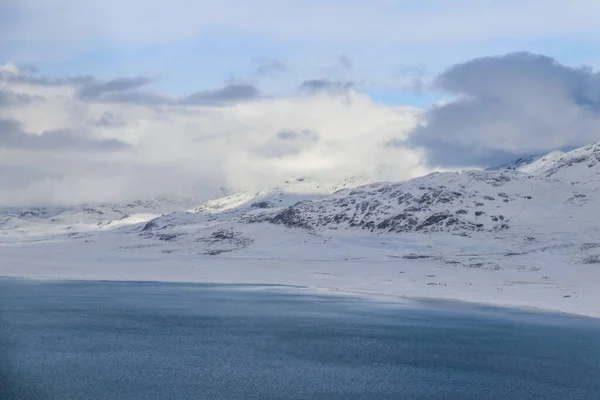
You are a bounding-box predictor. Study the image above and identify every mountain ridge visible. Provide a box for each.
[2,142,600,240]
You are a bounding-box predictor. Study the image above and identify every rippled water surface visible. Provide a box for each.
[1,279,599,399]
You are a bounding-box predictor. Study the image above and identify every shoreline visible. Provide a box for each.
[2,274,599,322]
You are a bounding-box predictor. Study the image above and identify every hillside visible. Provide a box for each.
[518,142,600,188]
[0,198,191,237]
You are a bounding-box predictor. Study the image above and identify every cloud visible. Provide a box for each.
[78,77,154,101]
[0,90,41,107]
[276,129,319,141]
[89,112,128,128]
[299,79,355,94]
[3,63,261,107]
[400,52,600,167]
[4,0,600,111]
[67,74,173,105]
[10,74,96,87]
[1,63,94,86]
[4,64,260,107]
[0,118,131,152]
[90,91,173,105]
[254,129,321,158]
[253,58,289,78]
[0,65,424,206]
[77,79,260,106]
[182,83,260,105]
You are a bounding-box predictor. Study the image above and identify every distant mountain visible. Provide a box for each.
[487,143,600,185]
[186,143,600,238]
[131,142,600,251]
[0,177,373,238]
[251,171,529,234]
[192,176,372,215]
[3,143,600,242]
[0,198,195,237]
[517,143,600,188]
[485,154,545,171]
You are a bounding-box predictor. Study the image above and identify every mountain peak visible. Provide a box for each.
[486,142,600,187]
[193,176,373,214]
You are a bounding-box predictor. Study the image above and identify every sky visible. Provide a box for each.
[1,0,600,206]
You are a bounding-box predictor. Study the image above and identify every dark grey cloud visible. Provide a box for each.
[253,58,289,77]
[0,118,131,152]
[398,52,600,168]
[0,90,41,107]
[90,112,128,128]
[78,77,154,101]
[78,80,258,106]
[73,76,175,105]
[16,75,96,86]
[19,65,39,74]
[276,129,319,142]
[181,84,260,105]
[0,68,95,87]
[0,119,22,135]
[390,136,537,168]
[3,67,261,107]
[299,79,354,94]
[93,91,172,105]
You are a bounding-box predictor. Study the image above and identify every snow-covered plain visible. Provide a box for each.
[2,144,600,318]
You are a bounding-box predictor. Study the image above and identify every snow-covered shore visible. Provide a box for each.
[2,224,598,319]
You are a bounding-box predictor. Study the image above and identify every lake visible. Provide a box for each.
[1,279,599,399]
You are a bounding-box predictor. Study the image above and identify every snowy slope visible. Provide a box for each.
[487,142,600,188]
[137,176,375,253]
[257,171,527,234]
[0,197,197,237]
[247,169,596,248]
[486,154,544,171]
[194,176,372,215]
[516,142,600,189]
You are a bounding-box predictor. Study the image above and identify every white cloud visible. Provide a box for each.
[0,64,425,206]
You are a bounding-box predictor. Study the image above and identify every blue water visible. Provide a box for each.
[1,279,599,399]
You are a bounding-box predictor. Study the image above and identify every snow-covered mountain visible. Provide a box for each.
[0,197,196,237]
[518,143,600,188]
[488,142,600,186]
[486,154,544,171]
[255,171,527,234]
[3,143,600,241]
[0,176,374,240]
[193,176,372,215]
[137,144,600,241]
